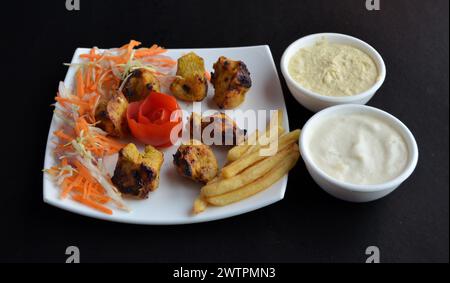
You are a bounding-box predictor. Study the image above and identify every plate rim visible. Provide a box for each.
[42,44,290,225]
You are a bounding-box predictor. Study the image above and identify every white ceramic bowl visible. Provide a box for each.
[281,33,386,112]
[299,104,418,202]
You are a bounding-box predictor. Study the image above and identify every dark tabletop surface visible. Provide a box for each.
[0,0,448,263]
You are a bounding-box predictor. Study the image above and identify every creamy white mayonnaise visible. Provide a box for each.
[308,113,408,185]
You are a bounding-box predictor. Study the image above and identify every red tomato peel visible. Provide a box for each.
[127,92,182,147]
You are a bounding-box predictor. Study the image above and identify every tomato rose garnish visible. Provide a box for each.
[127,92,182,147]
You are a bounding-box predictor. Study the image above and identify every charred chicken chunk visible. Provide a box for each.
[112,143,164,199]
[170,52,208,102]
[189,112,247,146]
[173,140,218,183]
[95,91,129,137]
[122,68,161,102]
[211,56,252,109]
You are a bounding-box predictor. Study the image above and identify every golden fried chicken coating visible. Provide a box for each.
[170,52,208,102]
[173,140,218,184]
[211,56,252,109]
[111,143,164,199]
[122,68,161,102]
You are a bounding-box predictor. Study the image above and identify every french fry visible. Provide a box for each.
[221,129,301,179]
[244,125,284,156]
[207,150,300,206]
[202,144,298,197]
[207,176,221,184]
[228,129,260,161]
[193,195,208,214]
[227,109,284,162]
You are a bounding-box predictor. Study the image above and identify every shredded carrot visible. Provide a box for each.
[89,192,111,204]
[85,67,91,92]
[75,69,85,97]
[61,158,69,167]
[94,134,126,150]
[127,40,141,53]
[55,97,90,116]
[72,159,96,183]
[61,175,82,199]
[83,180,90,199]
[88,47,96,62]
[72,194,113,215]
[142,56,176,66]
[135,48,167,58]
[45,166,60,176]
[54,130,74,142]
[79,53,102,60]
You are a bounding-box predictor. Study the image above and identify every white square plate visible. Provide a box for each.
[43,45,289,224]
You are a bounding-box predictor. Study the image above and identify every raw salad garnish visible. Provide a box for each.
[45,40,176,215]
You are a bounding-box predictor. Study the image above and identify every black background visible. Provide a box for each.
[0,0,448,263]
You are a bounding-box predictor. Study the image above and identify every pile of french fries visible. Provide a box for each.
[193,110,301,214]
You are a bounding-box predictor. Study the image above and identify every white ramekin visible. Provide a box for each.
[281,33,386,112]
[299,104,418,202]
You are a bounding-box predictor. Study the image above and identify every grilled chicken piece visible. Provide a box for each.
[173,140,218,183]
[95,91,129,137]
[112,143,164,199]
[189,112,247,146]
[211,56,252,109]
[170,52,208,102]
[122,68,161,102]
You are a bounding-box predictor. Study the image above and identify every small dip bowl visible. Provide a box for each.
[281,33,386,112]
[299,104,418,202]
